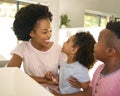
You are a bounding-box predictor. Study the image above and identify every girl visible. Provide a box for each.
[58,32,96,94]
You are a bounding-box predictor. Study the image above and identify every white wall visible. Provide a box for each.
[60,0,120,27]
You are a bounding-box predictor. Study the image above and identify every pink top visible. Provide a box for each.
[11,41,66,77]
[90,64,120,96]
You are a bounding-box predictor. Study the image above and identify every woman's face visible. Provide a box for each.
[30,18,52,49]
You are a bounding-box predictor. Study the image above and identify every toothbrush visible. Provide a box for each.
[51,76,57,82]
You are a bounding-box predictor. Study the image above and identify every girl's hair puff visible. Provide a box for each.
[74,32,96,69]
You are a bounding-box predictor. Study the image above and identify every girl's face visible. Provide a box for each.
[62,35,76,55]
[94,29,109,61]
[30,18,52,50]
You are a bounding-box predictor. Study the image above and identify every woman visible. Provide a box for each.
[7,4,66,85]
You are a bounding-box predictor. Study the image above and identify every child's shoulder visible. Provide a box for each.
[97,64,104,69]
[72,62,88,72]
[93,64,104,75]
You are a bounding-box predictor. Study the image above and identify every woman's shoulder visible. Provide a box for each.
[13,41,30,51]
[17,41,30,47]
[11,41,30,57]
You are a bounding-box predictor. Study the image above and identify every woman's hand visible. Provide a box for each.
[68,76,81,88]
[50,88,60,96]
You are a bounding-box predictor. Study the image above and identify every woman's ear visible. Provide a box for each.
[29,31,34,37]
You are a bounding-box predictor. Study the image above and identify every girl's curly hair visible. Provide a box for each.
[74,32,96,69]
[13,4,52,41]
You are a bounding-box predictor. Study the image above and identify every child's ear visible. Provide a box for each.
[105,48,116,56]
[118,50,120,55]
[71,47,78,54]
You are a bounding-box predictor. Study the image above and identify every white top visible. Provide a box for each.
[11,41,66,77]
[59,61,90,94]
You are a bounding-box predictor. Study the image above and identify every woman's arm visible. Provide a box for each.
[7,54,47,83]
[7,54,22,68]
[30,75,57,84]
[50,76,92,96]
[51,86,92,96]
[68,76,82,88]
[7,54,58,85]
[30,76,48,83]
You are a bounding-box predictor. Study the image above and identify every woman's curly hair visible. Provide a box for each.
[74,32,96,69]
[13,4,52,41]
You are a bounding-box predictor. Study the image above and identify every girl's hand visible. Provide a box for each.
[46,79,59,85]
[68,76,81,88]
[44,71,54,80]
[44,71,59,85]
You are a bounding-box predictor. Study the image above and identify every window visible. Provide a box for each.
[0,0,29,60]
[115,17,120,21]
[84,12,108,27]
